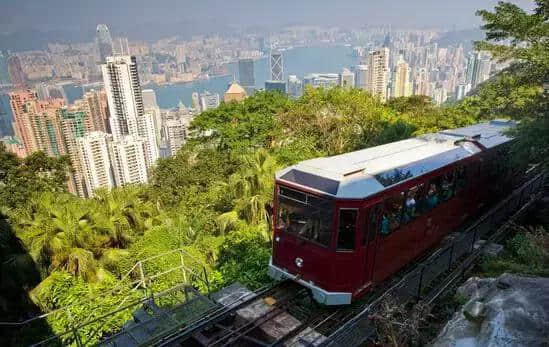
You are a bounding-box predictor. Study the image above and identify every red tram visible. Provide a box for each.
[268,120,517,305]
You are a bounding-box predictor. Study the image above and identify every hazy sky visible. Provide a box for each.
[0,0,534,49]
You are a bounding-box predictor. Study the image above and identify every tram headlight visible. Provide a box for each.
[295,257,303,268]
[275,236,280,242]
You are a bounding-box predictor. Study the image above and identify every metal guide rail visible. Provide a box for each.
[318,172,546,347]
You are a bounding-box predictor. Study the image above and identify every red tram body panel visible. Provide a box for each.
[268,120,517,305]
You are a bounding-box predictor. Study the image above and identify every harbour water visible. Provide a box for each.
[64,45,357,109]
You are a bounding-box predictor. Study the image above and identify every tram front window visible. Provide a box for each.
[277,187,334,247]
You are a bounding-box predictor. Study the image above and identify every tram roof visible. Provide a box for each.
[276,119,516,199]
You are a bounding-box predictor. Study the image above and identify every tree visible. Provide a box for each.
[0,146,70,210]
[475,0,549,165]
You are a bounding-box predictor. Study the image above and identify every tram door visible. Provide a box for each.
[362,204,381,284]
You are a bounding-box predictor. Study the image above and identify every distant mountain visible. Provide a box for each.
[434,28,484,50]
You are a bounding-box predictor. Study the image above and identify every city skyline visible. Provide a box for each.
[0,0,532,52]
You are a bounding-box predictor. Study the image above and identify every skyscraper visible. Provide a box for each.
[391,55,412,98]
[270,51,284,81]
[96,24,114,64]
[340,68,355,89]
[81,90,110,133]
[355,65,369,90]
[7,56,26,88]
[287,75,303,99]
[78,131,115,196]
[366,48,390,101]
[238,58,255,95]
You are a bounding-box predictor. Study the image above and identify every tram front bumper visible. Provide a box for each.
[268,257,352,306]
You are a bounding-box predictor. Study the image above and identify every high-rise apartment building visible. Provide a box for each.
[355,65,368,90]
[391,55,412,98]
[164,119,187,156]
[287,75,303,99]
[199,92,220,112]
[78,131,115,196]
[102,55,159,182]
[102,56,143,140]
[96,24,114,63]
[340,68,355,89]
[81,90,110,133]
[109,136,148,186]
[366,48,390,101]
[0,94,13,137]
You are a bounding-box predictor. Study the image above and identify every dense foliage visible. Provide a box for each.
[1,1,547,344]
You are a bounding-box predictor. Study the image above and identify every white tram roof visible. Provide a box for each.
[276,119,516,199]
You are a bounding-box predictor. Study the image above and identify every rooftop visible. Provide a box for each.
[276,120,516,199]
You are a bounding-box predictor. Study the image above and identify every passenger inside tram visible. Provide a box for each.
[426,184,439,209]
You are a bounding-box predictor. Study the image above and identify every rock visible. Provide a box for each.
[482,243,504,257]
[432,273,549,347]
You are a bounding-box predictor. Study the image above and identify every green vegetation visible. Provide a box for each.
[0,1,547,344]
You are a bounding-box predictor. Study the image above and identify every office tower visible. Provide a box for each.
[475,55,492,86]
[287,75,303,99]
[366,48,390,101]
[238,58,255,95]
[199,92,220,111]
[7,56,26,88]
[224,81,247,102]
[355,65,369,90]
[455,84,471,101]
[101,55,143,139]
[0,51,9,85]
[0,94,13,137]
[303,73,340,89]
[109,136,148,186]
[164,119,187,156]
[340,68,355,89]
[270,51,284,81]
[466,51,492,88]
[465,51,478,85]
[142,89,158,109]
[78,131,115,196]
[96,24,114,63]
[113,37,130,55]
[265,81,286,93]
[391,55,412,98]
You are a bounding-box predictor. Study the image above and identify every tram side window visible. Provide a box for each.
[455,166,467,193]
[337,209,357,251]
[402,184,423,224]
[382,192,405,235]
[363,205,380,246]
[440,171,456,201]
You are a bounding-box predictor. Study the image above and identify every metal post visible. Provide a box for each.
[416,266,425,300]
[203,267,212,299]
[179,250,188,284]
